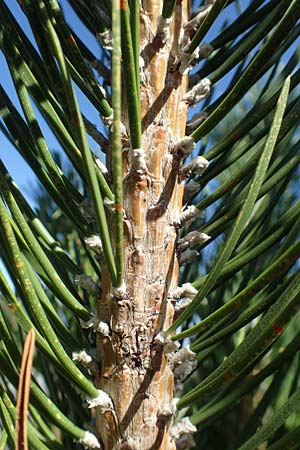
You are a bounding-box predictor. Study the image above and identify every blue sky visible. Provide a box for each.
[0,0,103,203]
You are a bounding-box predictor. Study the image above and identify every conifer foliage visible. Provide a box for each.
[0,1,300,449]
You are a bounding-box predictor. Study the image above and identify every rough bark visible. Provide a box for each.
[97,1,190,448]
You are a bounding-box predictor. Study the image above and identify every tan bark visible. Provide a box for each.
[97,1,190,448]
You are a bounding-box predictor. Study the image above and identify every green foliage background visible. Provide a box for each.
[0,1,300,449]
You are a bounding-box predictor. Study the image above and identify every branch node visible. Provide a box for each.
[159,398,178,417]
[84,235,103,255]
[173,136,196,158]
[172,205,203,227]
[170,283,198,300]
[174,359,197,382]
[72,350,93,365]
[179,248,199,265]
[98,321,111,336]
[183,180,200,202]
[182,78,211,106]
[177,231,211,252]
[154,331,180,353]
[179,156,209,178]
[87,389,114,412]
[178,48,200,75]
[171,417,197,440]
[112,282,127,299]
[80,315,111,336]
[171,283,198,317]
[97,30,112,50]
[72,350,99,372]
[169,346,197,382]
[168,345,196,365]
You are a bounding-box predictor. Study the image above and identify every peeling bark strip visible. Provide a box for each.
[96,1,190,449]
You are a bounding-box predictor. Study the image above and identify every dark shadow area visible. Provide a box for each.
[140,36,166,70]
[142,68,183,132]
[147,155,181,221]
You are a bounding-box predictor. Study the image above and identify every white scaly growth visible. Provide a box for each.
[159,398,179,417]
[81,314,99,330]
[178,47,200,74]
[80,315,110,336]
[171,417,197,440]
[176,434,196,449]
[99,85,107,98]
[183,180,200,200]
[154,331,180,353]
[102,113,113,128]
[139,55,146,83]
[76,274,99,296]
[130,148,147,172]
[174,359,197,382]
[174,296,194,313]
[97,30,112,49]
[178,231,211,252]
[169,346,197,382]
[198,43,213,59]
[173,205,203,227]
[180,156,209,177]
[156,15,172,43]
[164,339,180,353]
[170,283,198,300]
[173,136,196,156]
[182,78,211,106]
[72,350,99,373]
[79,431,102,449]
[96,158,108,175]
[154,331,165,345]
[84,235,103,255]
[168,346,196,365]
[179,248,199,265]
[97,321,110,336]
[104,197,116,213]
[170,283,198,314]
[72,350,92,365]
[102,115,128,139]
[112,282,127,299]
[87,389,114,413]
[184,0,215,33]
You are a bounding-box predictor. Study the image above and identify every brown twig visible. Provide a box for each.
[15,329,35,450]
